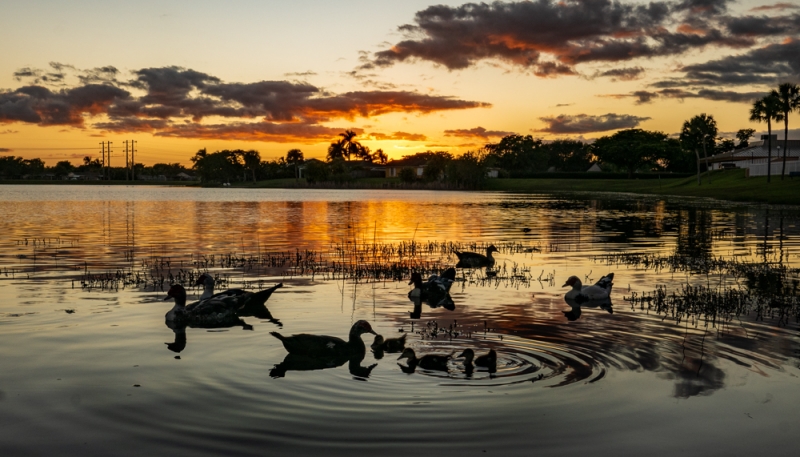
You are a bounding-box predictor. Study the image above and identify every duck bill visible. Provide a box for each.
[164,295,173,301]
[561,282,569,287]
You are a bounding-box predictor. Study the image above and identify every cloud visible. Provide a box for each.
[676,39,800,86]
[365,0,772,75]
[0,147,12,152]
[537,113,650,134]
[604,87,766,104]
[1,65,490,142]
[0,129,19,134]
[750,3,800,12]
[595,67,645,81]
[369,131,427,141]
[443,126,515,139]
[284,71,317,77]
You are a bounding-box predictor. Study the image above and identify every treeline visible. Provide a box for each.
[190,148,305,184]
[0,155,192,180]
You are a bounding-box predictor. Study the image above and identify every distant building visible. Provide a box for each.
[385,156,427,178]
[587,163,602,172]
[702,139,800,177]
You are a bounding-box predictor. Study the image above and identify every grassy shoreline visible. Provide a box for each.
[3,170,798,205]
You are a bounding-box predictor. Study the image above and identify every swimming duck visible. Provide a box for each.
[195,274,282,309]
[270,320,376,358]
[455,245,498,268]
[164,284,239,323]
[408,268,456,303]
[371,333,407,353]
[563,273,614,302]
[458,348,497,368]
[397,348,453,371]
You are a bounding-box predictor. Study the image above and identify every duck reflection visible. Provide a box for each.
[269,320,378,379]
[562,297,613,321]
[164,316,254,355]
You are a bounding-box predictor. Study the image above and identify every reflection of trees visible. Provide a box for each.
[674,208,713,260]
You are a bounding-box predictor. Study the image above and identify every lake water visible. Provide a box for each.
[1,185,798,456]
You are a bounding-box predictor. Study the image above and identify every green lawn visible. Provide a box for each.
[483,169,800,205]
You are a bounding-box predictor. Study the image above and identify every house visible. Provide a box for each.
[702,137,800,177]
[587,163,602,172]
[175,172,197,181]
[486,167,501,178]
[385,156,428,178]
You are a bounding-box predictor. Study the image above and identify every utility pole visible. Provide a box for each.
[124,140,129,181]
[107,141,112,180]
[130,140,137,181]
[100,142,106,180]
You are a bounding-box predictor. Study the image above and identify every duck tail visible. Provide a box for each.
[595,273,614,293]
[248,283,283,307]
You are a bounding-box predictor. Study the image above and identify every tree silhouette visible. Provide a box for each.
[240,150,261,183]
[371,148,388,164]
[735,128,755,148]
[286,149,304,179]
[774,83,800,180]
[750,94,783,183]
[680,114,717,185]
[594,129,673,179]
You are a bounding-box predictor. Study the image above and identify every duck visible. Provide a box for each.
[397,348,453,371]
[458,348,497,369]
[455,245,498,268]
[371,333,407,353]
[270,320,376,358]
[408,268,456,303]
[164,284,240,323]
[195,274,283,309]
[563,272,614,303]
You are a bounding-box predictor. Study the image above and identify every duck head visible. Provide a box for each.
[195,273,214,287]
[562,276,583,289]
[398,348,416,362]
[351,320,377,336]
[457,348,475,363]
[164,284,187,306]
[408,272,424,288]
[487,245,499,255]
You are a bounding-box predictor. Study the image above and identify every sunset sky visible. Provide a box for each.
[2,0,799,165]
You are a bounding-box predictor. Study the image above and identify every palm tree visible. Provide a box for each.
[750,94,783,183]
[774,83,800,179]
[680,114,717,185]
[286,149,304,179]
[371,148,388,164]
[338,130,365,161]
[240,150,261,183]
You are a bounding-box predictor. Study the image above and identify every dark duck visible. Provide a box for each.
[397,348,453,372]
[194,273,283,310]
[164,284,266,325]
[371,333,407,358]
[458,348,497,369]
[455,245,498,268]
[408,268,456,303]
[270,320,376,358]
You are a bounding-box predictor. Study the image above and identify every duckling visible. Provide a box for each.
[397,348,453,371]
[455,245,498,268]
[371,333,407,353]
[458,348,497,369]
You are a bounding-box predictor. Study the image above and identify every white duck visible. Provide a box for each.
[563,273,614,302]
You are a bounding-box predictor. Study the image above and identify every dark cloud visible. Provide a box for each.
[443,126,515,139]
[369,131,427,141]
[2,65,489,143]
[537,113,650,134]
[750,3,800,12]
[1,84,131,126]
[604,87,766,104]
[677,39,800,86]
[726,13,800,36]
[595,67,645,81]
[0,147,12,152]
[0,129,19,134]
[367,0,776,75]
[153,122,358,143]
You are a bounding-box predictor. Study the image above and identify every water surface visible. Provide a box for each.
[1,185,798,456]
